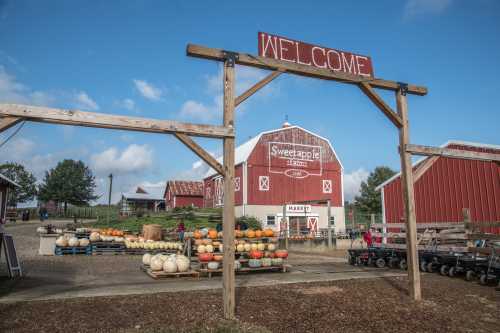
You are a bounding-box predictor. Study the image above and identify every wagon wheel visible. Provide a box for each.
[448,266,456,278]
[479,273,488,285]
[426,262,434,273]
[420,260,427,272]
[375,258,386,269]
[440,265,449,276]
[465,270,475,281]
[399,259,407,270]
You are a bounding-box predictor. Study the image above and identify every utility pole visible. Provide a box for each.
[107,173,113,223]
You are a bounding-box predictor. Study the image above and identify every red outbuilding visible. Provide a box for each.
[164,180,204,210]
[204,123,346,234]
[377,141,500,233]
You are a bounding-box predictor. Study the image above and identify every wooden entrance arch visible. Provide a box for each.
[4,36,495,320]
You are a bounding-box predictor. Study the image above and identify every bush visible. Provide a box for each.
[236,215,262,230]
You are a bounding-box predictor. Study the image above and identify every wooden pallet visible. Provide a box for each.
[197,263,289,278]
[92,241,125,255]
[142,266,200,280]
[55,246,92,256]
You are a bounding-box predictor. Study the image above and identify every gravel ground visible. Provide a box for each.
[0,274,498,333]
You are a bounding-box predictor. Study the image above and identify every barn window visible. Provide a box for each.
[266,215,276,225]
[259,176,269,191]
[322,179,332,193]
[234,177,240,192]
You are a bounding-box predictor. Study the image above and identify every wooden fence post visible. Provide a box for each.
[222,57,236,320]
[396,87,421,301]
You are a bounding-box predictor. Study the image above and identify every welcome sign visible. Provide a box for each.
[268,142,322,178]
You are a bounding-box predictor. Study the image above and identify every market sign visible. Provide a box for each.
[286,204,312,214]
[258,32,374,78]
[268,142,322,179]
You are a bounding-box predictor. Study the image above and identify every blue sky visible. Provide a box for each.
[0,0,499,204]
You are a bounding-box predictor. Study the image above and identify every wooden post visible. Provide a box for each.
[396,87,421,301]
[222,57,236,320]
[283,204,288,250]
[327,200,332,248]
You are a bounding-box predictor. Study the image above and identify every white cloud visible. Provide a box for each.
[121,98,135,110]
[1,137,36,157]
[343,168,370,202]
[90,144,153,175]
[74,91,99,111]
[404,0,452,19]
[133,79,163,101]
[179,100,216,121]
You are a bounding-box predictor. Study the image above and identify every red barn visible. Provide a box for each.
[164,180,204,210]
[204,124,345,233]
[377,141,500,233]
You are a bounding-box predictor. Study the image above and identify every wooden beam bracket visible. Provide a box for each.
[359,82,403,128]
[0,116,23,133]
[235,69,284,107]
[174,133,225,176]
[405,144,500,162]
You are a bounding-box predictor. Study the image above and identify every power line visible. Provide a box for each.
[0,121,26,149]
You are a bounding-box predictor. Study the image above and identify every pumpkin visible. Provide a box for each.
[194,239,203,246]
[142,253,152,265]
[207,261,219,270]
[264,229,274,237]
[176,255,190,272]
[275,250,288,259]
[200,228,209,237]
[150,257,164,271]
[193,230,202,239]
[163,260,178,273]
[202,239,212,245]
[205,244,214,253]
[79,238,90,247]
[262,258,272,267]
[235,230,243,238]
[89,232,100,242]
[237,240,246,245]
[213,255,223,262]
[257,243,266,251]
[255,230,263,238]
[236,244,245,252]
[208,229,218,239]
[267,243,276,251]
[217,231,223,239]
[68,237,79,247]
[56,236,68,247]
[212,241,221,247]
[244,243,252,252]
[272,258,283,266]
[248,259,261,268]
[250,243,258,251]
[234,260,241,270]
[249,250,264,259]
[197,244,206,253]
[198,253,213,262]
[246,230,256,238]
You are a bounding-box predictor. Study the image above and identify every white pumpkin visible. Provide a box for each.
[37,227,47,234]
[89,232,100,242]
[219,244,224,253]
[56,236,68,247]
[176,255,190,272]
[163,260,178,273]
[262,258,272,267]
[267,243,276,251]
[207,261,219,270]
[205,244,214,253]
[200,228,209,237]
[150,257,164,271]
[250,243,258,251]
[68,237,79,247]
[244,243,252,252]
[236,244,245,252]
[257,243,266,251]
[197,244,206,253]
[178,244,183,251]
[79,238,90,247]
[142,253,152,265]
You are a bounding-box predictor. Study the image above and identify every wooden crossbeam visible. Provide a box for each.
[359,82,403,128]
[0,116,23,133]
[372,223,465,229]
[235,69,284,107]
[405,144,500,162]
[174,133,224,176]
[187,44,428,96]
[0,104,233,138]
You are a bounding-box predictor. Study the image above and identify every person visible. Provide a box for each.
[363,229,373,248]
[216,222,222,233]
[177,221,185,241]
[39,206,48,222]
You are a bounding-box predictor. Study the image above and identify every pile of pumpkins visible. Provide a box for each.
[89,231,124,243]
[56,235,90,247]
[192,228,276,240]
[247,249,288,268]
[125,239,183,251]
[142,253,190,273]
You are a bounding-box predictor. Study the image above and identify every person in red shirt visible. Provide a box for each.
[177,221,185,241]
[363,229,373,247]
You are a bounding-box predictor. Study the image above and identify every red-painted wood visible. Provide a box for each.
[382,143,500,234]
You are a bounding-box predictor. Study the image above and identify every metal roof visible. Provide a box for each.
[165,180,203,197]
[0,173,20,187]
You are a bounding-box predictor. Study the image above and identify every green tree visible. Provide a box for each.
[0,162,37,206]
[354,166,396,214]
[38,159,98,212]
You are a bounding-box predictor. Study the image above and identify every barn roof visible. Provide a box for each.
[166,180,203,197]
[0,173,20,187]
[375,140,500,191]
[122,185,164,201]
[204,125,344,178]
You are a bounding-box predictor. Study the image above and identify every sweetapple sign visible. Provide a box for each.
[268,142,322,179]
[258,32,374,78]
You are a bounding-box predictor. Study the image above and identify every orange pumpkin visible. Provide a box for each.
[213,255,223,262]
[255,230,263,238]
[246,230,255,238]
[235,230,243,238]
[275,250,288,259]
[208,229,218,239]
[193,230,202,239]
[249,250,263,259]
[264,229,274,237]
[198,253,214,262]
